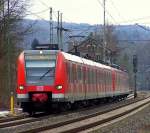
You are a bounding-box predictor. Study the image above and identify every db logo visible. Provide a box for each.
[36,86,44,91]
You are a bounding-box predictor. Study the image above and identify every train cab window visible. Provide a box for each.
[25,54,56,85]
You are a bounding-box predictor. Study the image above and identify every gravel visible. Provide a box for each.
[91,102,150,133]
[0,91,149,133]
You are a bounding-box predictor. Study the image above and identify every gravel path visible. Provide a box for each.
[91,103,150,133]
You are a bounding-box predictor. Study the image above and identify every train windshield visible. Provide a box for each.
[25,51,56,85]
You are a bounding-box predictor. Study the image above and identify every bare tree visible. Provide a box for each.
[0,0,31,108]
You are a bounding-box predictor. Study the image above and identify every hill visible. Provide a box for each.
[22,19,150,50]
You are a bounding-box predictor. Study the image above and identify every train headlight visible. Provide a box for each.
[19,85,24,90]
[56,85,62,90]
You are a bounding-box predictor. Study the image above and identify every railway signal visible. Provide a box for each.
[133,55,138,98]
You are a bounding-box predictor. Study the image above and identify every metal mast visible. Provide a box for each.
[57,11,60,49]
[60,13,63,50]
[103,0,106,62]
[49,7,53,44]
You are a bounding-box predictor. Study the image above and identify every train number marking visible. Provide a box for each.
[36,86,44,91]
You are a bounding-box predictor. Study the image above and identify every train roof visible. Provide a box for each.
[62,52,123,72]
[23,50,58,55]
[21,50,126,73]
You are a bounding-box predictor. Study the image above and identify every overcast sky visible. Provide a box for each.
[27,0,150,25]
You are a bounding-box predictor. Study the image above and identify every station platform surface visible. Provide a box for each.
[0,110,9,117]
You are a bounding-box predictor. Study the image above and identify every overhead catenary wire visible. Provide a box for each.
[27,11,88,32]
[26,8,50,16]
[118,16,150,24]
[38,0,50,8]
[97,0,117,24]
[38,0,62,22]
[109,0,126,22]
[97,0,150,25]
[26,11,49,22]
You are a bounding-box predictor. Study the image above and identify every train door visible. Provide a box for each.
[83,66,87,100]
[65,61,70,99]
[76,65,79,100]
[96,69,99,98]
[66,62,74,102]
[73,63,77,101]
[103,69,106,97]
[77,65,84,100]
[85,67,89,99]
[112,70,116,94]
[98,69,102,97]
[94,68,97,98]
[80,66,84,100]
[105,71,108,96]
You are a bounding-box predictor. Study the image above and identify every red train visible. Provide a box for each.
[16,50,132,114]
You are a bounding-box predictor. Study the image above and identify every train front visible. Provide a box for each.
[16,50,62,113]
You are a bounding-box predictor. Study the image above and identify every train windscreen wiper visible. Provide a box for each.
[40,68,53,80]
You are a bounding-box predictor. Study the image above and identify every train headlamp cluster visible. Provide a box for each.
[40,51,43,54]
[56,85,62,90]
[19,85,24,90]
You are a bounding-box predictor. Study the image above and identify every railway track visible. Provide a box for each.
[0,94,149,133]
[0,113,28,123]
[24,97,150,133]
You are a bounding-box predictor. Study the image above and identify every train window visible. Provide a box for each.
[94,69,96,84]
[72,64,74,82]
[80,66,83,83]
[98,70,101,84]
[77,66,79,81]
[25,59,55,85]
[69,63,72,83]
[94,69,97,84]
[91,69,93,84]
[101,70,103,87]
[99,70,101,84]
[97,70,99,85]
[116,73,118,90]
[103,71,105,87]
[78,65,82,81]
[88,68,90,84]
[66,62,71,83]
[109,71,110,88]
[73,64,77,82]
[77,65,79,82]
[66,62,69,81]
[84,67,87,84]
[106,71,108,89]
[90,69,93,84]
[96,69,98,85]
[99,70,102,83]
[92,70,94,84]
